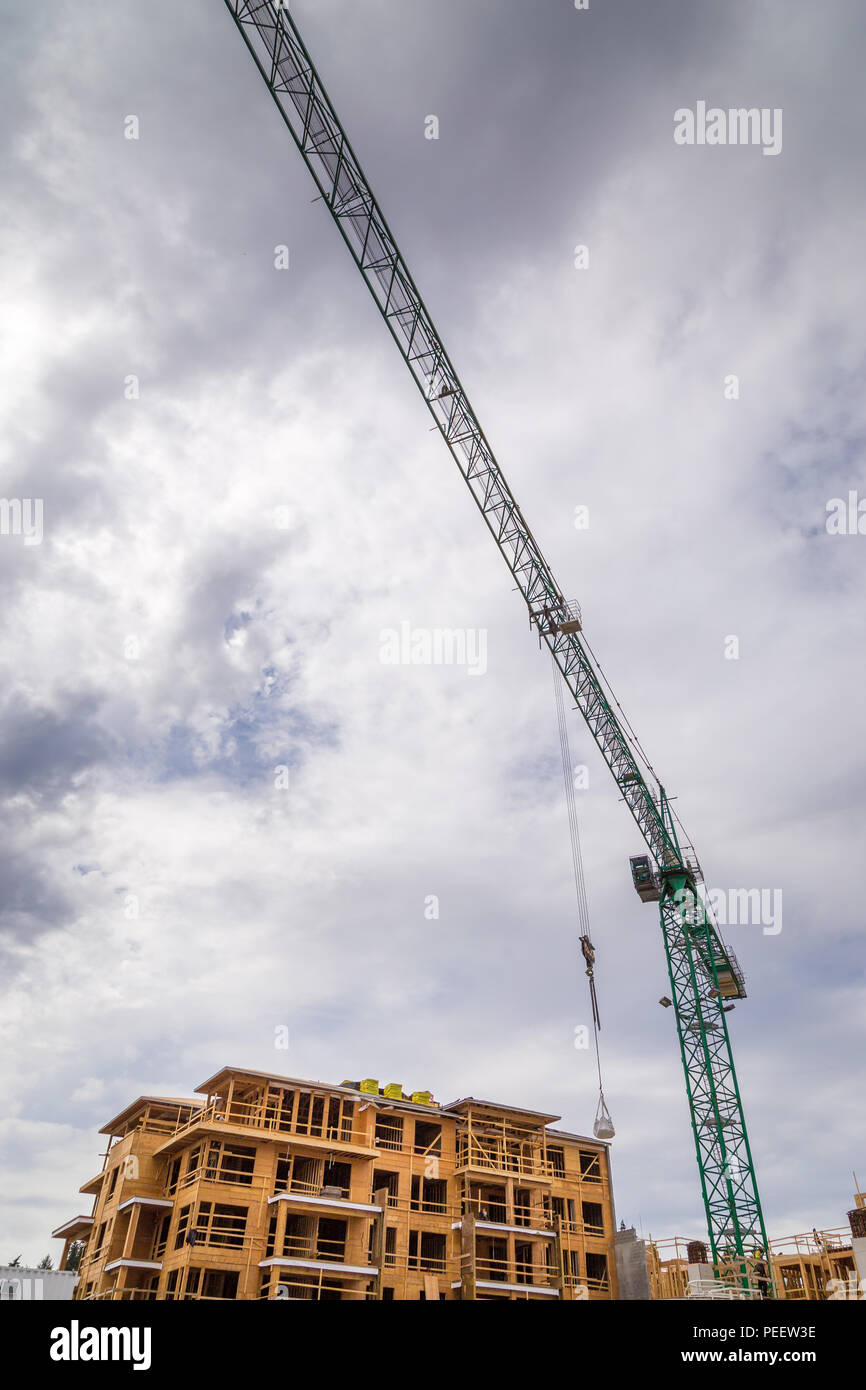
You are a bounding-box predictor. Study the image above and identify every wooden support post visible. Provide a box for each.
[369,1186,389,1300]
[461,1211,477,1300]
[553,1215,566,1299]
[121,1204,141,1260]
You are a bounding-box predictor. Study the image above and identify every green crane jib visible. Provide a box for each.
[223,0,769,1274]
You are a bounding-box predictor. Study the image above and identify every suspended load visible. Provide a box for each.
[593,1092,615,1140]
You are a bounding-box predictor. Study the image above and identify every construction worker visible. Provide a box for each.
[752,1247,769,1299]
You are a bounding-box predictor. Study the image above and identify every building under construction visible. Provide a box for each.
[41,6,858,1313]
[53,1067,616,1301]
[635,1187,866,1301]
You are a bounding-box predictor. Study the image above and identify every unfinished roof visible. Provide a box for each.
[196,1065,341,1097]
[191,1068,604,1136]
[194,1066,442,1114]
[443,1096,561,1125]
[99,1096,202,1136]
[546,1125,610,1148]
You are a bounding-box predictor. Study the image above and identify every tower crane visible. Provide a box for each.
[222,0,769,1277]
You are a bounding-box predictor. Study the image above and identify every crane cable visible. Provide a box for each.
[551,656,613,1137]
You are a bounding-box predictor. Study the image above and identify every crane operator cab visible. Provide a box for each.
[630,854,661,903]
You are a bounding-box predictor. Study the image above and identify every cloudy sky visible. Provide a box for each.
[1,0,864,1265]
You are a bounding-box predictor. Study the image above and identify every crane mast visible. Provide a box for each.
[223,0,769,1277]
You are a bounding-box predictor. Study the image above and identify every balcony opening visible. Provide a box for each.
[372,1169,399,1207]
[201,1269,239,1300]
[151,1214,171,1260]
[321,1160,351,1199]
[515,1241,534,1284]
[375,1115,403,1151]
[408,1230,447,1273]
[284,1213,316,1260]
[274,1088,295,1131]
[410,1175,447,1214]
[194,1201,248,1249]
[563,1249,581,1287]
[413,1120,441,1157]
[326,1096,342,1139]
[276,1154,352,1201]
[185,1146,202,1183]
[579,1150,602,1182]
[201,1141,256,1186]
[295,1092,327,1139]
[339,1100,354,1142]
[582,1201,605,1236]
[466,1184,506,1225]
[585,1251,608,1288]
[275,1273,315,1300]
[316,1217,348,1263]
[548,1195,576,1232]
[476,1235,507,1282]
[514,1188,531,1227]
[458,1113,546,1178]
[174,1205,192,1250]
[165,1156,182,1196]
[284,1213,347,1263]
[548,1145,566,1177]
[279,1153,320,1195]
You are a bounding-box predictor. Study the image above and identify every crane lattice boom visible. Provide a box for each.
[223,0,769,1276]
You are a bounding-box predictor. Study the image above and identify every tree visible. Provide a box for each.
[37,1255,53,1270]
[7,1256,21,1268]
[65,1242,84,1274]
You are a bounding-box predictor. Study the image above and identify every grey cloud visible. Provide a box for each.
[0,0,864,1263]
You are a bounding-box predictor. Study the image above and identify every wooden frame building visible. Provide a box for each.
[54,1066,617,1302]
[647,1187,866,1301]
